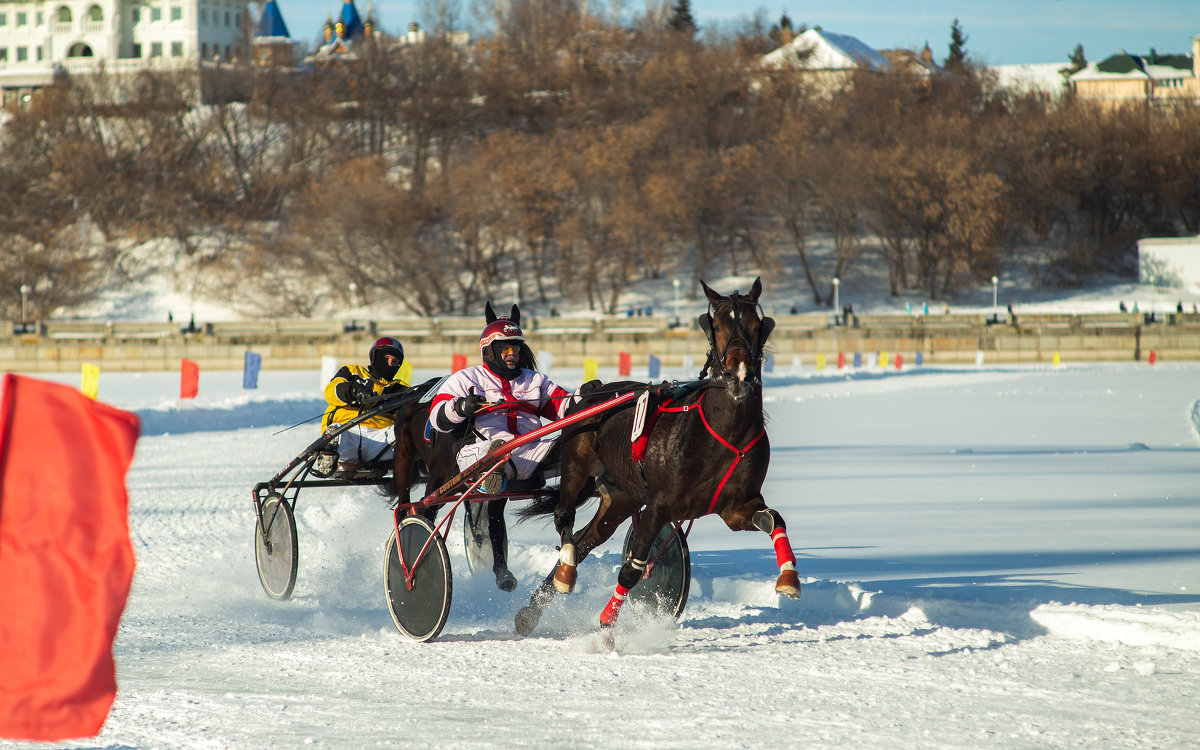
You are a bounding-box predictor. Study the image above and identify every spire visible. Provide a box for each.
[254,0,291,38]
[338,0,364,41]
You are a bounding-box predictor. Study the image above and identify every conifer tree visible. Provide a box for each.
[944,18,968,73]
[1060,43,1087,82]
[668,0,697,34]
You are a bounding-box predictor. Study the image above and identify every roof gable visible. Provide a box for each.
[763,28,889,72]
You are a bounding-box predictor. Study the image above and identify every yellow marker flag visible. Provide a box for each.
[815,353,827,371]
[583,358,599,382]
[397,360,413,385]
[81,363,100,400]
[1052,351,1061,366]
[879,352,889,368]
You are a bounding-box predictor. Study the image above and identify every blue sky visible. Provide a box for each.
[276,0,1200,66]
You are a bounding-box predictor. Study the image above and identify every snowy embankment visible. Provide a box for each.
[7,363,1198,749]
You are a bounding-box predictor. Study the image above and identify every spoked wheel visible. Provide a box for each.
[254,494,298,601]
[462,500,493,575]
[621,521,691,619]
[384,515,453,642]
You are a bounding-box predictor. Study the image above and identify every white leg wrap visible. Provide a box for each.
[559,543,576,566]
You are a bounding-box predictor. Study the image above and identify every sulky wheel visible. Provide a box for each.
[255,494,298,601]
[621,521,691,619]
[462,500,493,576]
[384,515,453,642]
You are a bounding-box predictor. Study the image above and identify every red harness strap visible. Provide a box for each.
[658,392,767,515]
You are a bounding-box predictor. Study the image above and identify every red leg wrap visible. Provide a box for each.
[771,528,797,571]
[599,583,630,627]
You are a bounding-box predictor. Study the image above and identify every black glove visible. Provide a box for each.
[579,379,602,394]
[347,379,376,405]
[454,393,486,418]
[381,382,407,395]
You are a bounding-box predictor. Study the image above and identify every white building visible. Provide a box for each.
[0,0,249,106]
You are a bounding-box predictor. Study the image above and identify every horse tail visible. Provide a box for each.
[516,494,560,522]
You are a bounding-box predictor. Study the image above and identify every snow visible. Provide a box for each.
[2,357,1199,749]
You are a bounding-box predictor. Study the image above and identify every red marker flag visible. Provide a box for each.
[180,358,199,399]
[0,374,139,741]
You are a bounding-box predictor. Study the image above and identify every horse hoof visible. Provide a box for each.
[595,626,616,653]
[775,569,802,599]
[552,564,577,594]
[515,606,541,636]
[495,568,517,592]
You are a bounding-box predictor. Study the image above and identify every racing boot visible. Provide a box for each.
[489,499,517,592]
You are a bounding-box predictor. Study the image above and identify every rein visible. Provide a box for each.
[697,292,774,381]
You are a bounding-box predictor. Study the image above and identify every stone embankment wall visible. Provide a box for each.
[3,313,1199,372]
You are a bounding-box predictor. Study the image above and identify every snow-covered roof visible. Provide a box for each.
[1070,50,1195,82]
[990,63,1066,93]
[763,28,890,72]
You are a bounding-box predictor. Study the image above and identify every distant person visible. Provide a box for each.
[790,304,798,314]
[1119,301,1128,312]
[322,337,409,476]
[1177,301,1184,313]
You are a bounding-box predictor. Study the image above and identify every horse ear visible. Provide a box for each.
[748,277,763,303]
[509,305,520,326]
[700,280,722,305]
[760,316,776,342]
[485,300,497,324]
[697,313,714,345]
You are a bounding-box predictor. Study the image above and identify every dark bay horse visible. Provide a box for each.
[515,277,801,636]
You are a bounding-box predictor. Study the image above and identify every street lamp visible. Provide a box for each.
[832,277,840,318]
[348,281,357,307]
[672,278,681,326]
[20,284,30,323]
[991,276,999,321]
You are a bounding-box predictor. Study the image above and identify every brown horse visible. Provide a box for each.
[515,277,801,637]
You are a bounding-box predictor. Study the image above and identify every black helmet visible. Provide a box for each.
[369,336,404,380]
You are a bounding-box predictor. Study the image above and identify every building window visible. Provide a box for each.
[131,42,141,57]
[150,41,162,57]
[87,6,102,22]
[171,41,182,56]
[170,6,181,21]
[36,46,43,60]
[0,48,7,62]
[56,7,71,23]
[132,7,140,23]
[17,46,27,61]
[200,8,206,23]
[17,12,27,25]
[0,13,6,26]
[36,12,43,26]
[151,7,161,21]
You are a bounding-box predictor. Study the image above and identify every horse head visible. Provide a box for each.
[697,277,775,402]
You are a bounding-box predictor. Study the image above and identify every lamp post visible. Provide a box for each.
[672,278,680,326]
[832,277,840,318]
[348,281,357,307]
[20,284,30,323]
[991,275,998,321]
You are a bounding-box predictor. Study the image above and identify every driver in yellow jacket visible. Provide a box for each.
[323,336,408,474]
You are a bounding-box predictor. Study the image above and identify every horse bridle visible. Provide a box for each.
[697,292,775,380]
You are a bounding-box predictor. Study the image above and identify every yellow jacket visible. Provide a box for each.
[322,363,408,431]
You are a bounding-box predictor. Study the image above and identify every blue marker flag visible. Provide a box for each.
[647,354,661,380]
[763,354,774,373]
[243,351,262,390]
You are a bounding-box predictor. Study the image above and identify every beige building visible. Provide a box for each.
[1069,35,1200,107]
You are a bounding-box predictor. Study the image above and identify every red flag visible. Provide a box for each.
[618,351,632,377]
[180,358,199,399]
[451,353,467,373]
[0,374,139,741]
